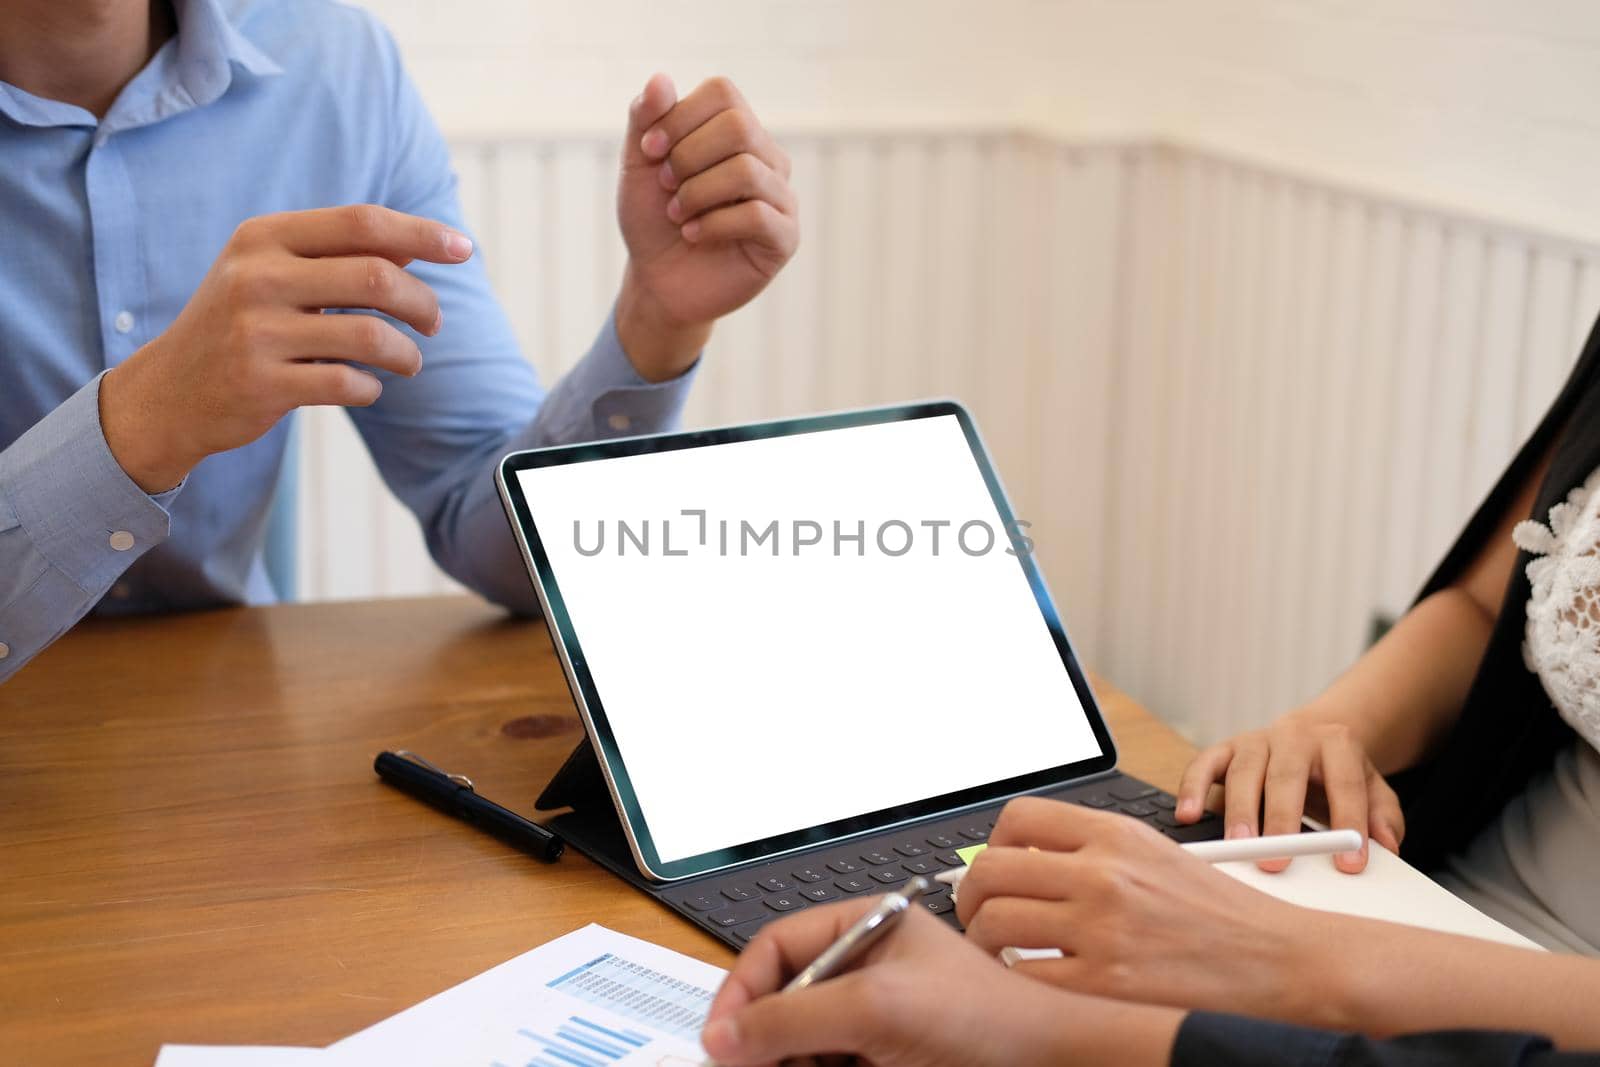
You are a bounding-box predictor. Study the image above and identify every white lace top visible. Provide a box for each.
[1437,467,1600,955]
[1513,467,1600,752]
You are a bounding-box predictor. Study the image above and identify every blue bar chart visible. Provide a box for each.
[515,1013,653,1067]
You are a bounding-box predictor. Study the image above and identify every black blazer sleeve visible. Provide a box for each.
[1174,1012,1600,1067]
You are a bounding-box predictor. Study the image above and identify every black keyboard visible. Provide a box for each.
[668,774,1222,949]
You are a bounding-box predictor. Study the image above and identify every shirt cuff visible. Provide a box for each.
[0,372,179,592]
[555,309,699,441]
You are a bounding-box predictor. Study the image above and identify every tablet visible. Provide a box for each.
[496,401,1116,881]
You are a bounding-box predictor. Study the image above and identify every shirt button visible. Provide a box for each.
[0,642,9,660]
[114,310,135,334]
[607,413,632,432]
[110,582,132,600]
[109,530,136,552]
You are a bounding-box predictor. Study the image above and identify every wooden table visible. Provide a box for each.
[0,597,1195,1065]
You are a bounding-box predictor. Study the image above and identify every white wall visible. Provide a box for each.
[363,0,1049,135]
[366,1,1600,245]
[1033,1,1600,248]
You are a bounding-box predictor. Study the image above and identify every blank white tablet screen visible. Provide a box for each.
[517,415,1103,864]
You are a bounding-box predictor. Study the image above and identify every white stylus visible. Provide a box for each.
[934,828,1366,891]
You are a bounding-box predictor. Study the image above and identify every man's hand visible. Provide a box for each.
[100,205,472,492]
[701,898,1182,1067]
[614,73,798,382]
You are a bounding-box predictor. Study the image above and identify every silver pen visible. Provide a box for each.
[783,876,932,993]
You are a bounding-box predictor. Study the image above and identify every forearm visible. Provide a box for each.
[1294,586,1493,774]
[0,376,177,683]
[400,311,698,614]
[1304,912,1600,1049]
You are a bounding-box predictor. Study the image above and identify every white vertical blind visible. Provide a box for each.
[294,133,1600,743]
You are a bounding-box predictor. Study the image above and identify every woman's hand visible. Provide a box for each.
[1175,710,1405,872]
[702,896,1183,1067]
[956,797,1340,1026]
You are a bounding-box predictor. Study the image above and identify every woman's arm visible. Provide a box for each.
[1176,447,1552,862]
[964,799,1600,1050]
[1310,910,1600,1048]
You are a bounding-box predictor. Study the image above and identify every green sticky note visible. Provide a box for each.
[956,843,987,866]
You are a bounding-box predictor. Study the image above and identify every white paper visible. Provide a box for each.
[1215,840,1543,950]
[154,1047,324,1066]
[323,924,724,1066]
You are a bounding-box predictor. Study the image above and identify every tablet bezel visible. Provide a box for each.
[496,400,1118,881]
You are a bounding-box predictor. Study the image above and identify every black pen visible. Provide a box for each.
[375,750,565,862]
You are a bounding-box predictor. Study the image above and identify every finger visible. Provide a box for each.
[707,900,879,1024]
[1222,736,1269,840]
[953,846,1072,928]
[1316,733,1375,873]
[661,106,787,192]
[245,205,473,265]
[285,257,442,336]
[639,75,747,163]
[287,313,423,378]
[963,897,1074,958]
[1258,736,1316,871]
[681,200,798,263]
[623,72,678,171]
[703,971,874,1067]
[285,362,383,408]
[667,152,796,226]
[1175,743,1234,822]
[1366,774,1406,856]
[990,795,1109,853]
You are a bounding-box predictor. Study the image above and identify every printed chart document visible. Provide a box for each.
[324,924,723,1066]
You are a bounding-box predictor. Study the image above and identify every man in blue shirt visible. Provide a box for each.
[0,0,799,683]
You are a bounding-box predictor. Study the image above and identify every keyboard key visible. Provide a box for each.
[835,875,872,893]
[800,884,839,902]
[919,878,946,895]
[935,851,962,867]
[1108,781,1158,802]
[861,849,896,866]
[721,883,761,902]
[958,826,988,842]
[1120,801,1158,818]
[1152,794,1177,811]
[1155,810,1185,828]
[894,842,929,857]
[765,892,806,912]
[828,857,863,874]
[1077,792,1117,809]
[869,866,909,885]
[926,833,958,849]
[903,858,941,875]
[757,875,793,892]
[707,904,765,928]
[681,893,722,912]
[922,895,955,915]
[732,915,775,942]
[1164,818,1223,844]
[791,866,827,883]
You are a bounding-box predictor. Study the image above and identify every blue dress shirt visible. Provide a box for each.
[0,0,695,683]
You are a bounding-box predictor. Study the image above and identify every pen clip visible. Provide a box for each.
[393,749,475,791]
